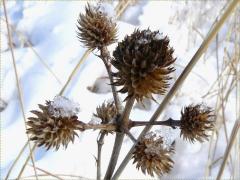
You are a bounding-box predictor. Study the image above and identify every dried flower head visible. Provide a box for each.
[26,96,83,150]
[132,132,175,177]
[180,104,215,143]
[112,29,175,102]
[76,3,117,50]
[94,101,118,134]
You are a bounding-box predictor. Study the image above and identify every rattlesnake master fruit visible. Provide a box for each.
[26,96,83,150]
[180,104,215,143]
[112,29,175,102]
[76,3,117,50]
[132,133,175,177]
[94,102,117,134]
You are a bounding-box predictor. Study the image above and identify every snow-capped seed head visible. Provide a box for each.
[94,101,118,134]
[112,28,176,102]
[26,98,84,150]
[180,104,215,143]
[76,3,117,50]
[132,132,175,177]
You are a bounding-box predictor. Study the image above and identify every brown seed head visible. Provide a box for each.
[180,104,215,143]
[26,97,83,150]
[112,29,175,102]
[132,133,175,177]
[94,101,118,134]
[76,3,117,50]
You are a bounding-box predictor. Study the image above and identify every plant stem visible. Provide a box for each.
[97,132,106,180]
[59,50,91,96]
[99,47,122,112]
[112,0,240,178]
[130,118,181,129]
[104,97,135,180]
[216,120,240,180]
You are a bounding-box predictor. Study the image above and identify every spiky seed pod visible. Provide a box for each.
[132,133,175,177]
[94,102,118,134]
[26,97,83,150]
[180,104,215,143]
[76,3,117,50]
[112,29,176,102]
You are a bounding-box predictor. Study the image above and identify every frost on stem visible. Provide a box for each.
[132,132,175,177]
[26,96,83,150]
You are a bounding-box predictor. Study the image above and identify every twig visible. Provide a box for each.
[216,120,240,180]
[28,164,64,180]
[59,49,91,96]
[17,143,37,180]
[112,0,240,178]
[2,1,38,179]
[104,97,135,180]
[97,132,106,180]
[99,47,122,112]
[124,129,137,143]
[130,118,181,129]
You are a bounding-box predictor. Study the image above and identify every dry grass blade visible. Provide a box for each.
[112,0,240,178]
[28,164,64,180]
[17,144,37,180]
[216,119,240,180]
[2,1,38,179]
[0,18,62,85]
[4,141,28,180]
[59,49,91,96]
[22,174,90,180]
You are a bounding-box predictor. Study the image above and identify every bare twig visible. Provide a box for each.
[104,97,135,180]
[97,132,106,180]
[17,143,37,180]
[28,164,64,180]
[99,47,122,112]
[130,118,181,129]
[112,0,240,178]
[2,1,38,179]
[216,120,240,180]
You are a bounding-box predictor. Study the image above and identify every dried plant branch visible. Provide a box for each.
[97,132,106,180]
[112,0,240,178]
[99,47,122,112]
[130,118,181,129]
[2,1,38,179]
[28,164,64,180]
[104,97,135,179]
[59,49,91,96]
[17,143,37,180]
[216,119,240,180]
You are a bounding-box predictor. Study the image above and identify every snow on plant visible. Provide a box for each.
[26,2,216,179]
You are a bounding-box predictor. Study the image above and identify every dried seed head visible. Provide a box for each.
[132,133,175,177]
[76,3,117,50]
[94,101,118,134]
[94,101,117,124]
[26,96,83,150]
[180,104,215,143]
[112,29,175,102]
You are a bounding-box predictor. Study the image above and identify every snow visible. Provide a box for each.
[48,96,80,118]
[1,1,238,179]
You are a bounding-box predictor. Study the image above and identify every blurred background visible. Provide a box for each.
[1,0,239,179]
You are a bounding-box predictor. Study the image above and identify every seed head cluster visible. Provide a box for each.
[26,98,83,150]
[77,3,117,50]
[180,104,215,142]
[132,133,175,177]
[112,29,175,102]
